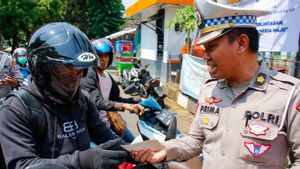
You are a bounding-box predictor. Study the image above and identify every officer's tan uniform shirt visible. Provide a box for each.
[164,63,300,169]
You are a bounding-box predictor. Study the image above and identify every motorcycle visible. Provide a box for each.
[123,69,166,108]
[137,97,181,142]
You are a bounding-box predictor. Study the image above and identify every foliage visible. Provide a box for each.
[0,0,125,49]
[87,0,125,39]
[63,0,88,33]
[166,5,197,53]
[0,0,64,50]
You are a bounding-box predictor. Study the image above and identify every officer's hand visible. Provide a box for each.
[122,103,145,115]
[130,149,167,163]
[1,75,18,87]
[92,138,128,169]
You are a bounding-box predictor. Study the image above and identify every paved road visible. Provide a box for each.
[108,69,195,136]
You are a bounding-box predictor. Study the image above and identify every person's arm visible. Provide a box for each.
[8,57,23,88]
[80,71,118,111]
[287,89,300,168]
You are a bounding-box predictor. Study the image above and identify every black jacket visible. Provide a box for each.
[0,82,121,169]
[81,67,135,111]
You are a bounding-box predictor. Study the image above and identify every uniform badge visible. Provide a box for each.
[254,73,266,86]
[296,103,300,112]
[244,142,271,157]
[205,96,222,105]
[201,117,209,125]
[248,124,269,136]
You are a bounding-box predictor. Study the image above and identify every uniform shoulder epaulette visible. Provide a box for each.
[270,72,300,91]
[204,78,218,84]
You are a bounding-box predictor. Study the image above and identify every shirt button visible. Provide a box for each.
[221,151,226,157]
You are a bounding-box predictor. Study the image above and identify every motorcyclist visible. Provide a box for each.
[0,22,130,169]
[81,38,145,143]
[13,47,30,79]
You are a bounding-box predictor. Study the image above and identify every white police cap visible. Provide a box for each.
[194,0,270,45]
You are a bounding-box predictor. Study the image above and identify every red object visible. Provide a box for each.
[118,162,135,169]
[296,103,300,112]
[120,57,133,62]
[122,43,133,53]
[205,96,223,105]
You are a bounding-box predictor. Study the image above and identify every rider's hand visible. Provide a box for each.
[130,149,167,163]
[92,138,128,169]
[122,103,145,115]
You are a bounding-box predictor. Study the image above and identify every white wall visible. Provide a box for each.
[140,6,159,61]
[163,5,188,62]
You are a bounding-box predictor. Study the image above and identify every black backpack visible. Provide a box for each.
[0,89,45,169]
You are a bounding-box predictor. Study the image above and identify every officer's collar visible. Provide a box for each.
[218,63,270,91]
[248,63,270,91]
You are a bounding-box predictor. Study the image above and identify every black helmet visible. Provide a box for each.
[27,22,97,87]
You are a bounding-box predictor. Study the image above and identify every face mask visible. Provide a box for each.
[18,57,27,65]
[48,72,83,103]
[47,63,84,103]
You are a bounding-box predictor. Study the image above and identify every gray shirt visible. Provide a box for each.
[0,51,23,98]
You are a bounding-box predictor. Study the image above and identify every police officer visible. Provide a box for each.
[0,50,23,99]
[0,22,129,169]
[130,0,300,169]
[13,47,30,79]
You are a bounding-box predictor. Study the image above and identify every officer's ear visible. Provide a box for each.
[237,34,249,54]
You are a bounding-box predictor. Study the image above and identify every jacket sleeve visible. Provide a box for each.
[108,75,135,104]
[163,104,203,161]
[0,97,92,169]
[7,55,23,87]
[162,89,204,161]
[80,69,117,111]
[287,88,300,169]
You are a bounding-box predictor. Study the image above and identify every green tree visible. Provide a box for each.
[0,0,64,51]
[63,0,88,33]
[87,0,125,39]
[166,6,197,53]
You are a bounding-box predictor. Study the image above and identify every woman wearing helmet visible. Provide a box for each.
[13,47,30,79]
[81,38,145,143]
[0,22,130,169]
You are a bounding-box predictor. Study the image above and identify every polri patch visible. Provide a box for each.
[244,142,271,157]
[205,96,223,105]
[248,124,269,136]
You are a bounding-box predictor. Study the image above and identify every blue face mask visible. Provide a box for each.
[18,57,27,65]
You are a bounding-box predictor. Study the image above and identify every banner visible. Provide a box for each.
[180,54,211,99]
[239,0,300,52]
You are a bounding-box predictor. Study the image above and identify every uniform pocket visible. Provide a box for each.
[199,113,219,153]
[238,120,287,165]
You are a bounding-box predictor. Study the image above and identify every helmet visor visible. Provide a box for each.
[49,63,84,76]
